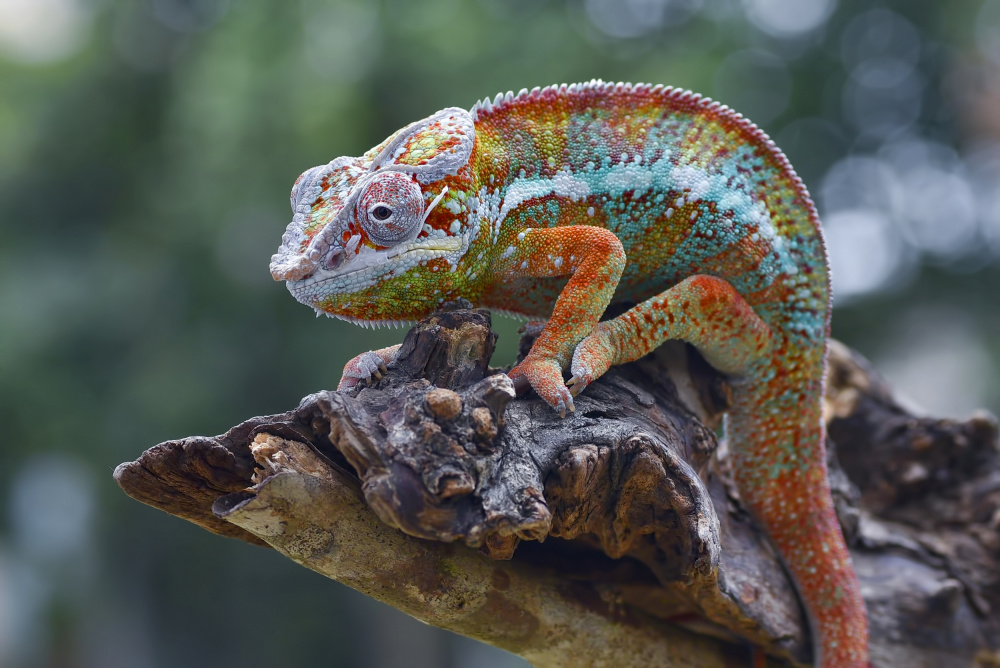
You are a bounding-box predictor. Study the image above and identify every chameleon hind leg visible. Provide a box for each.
[568,274,774,394]
[574,276,869,666]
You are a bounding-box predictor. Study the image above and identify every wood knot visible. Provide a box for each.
[426,388,463,420]
[472,406,497,441]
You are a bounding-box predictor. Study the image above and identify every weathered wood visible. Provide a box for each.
[114,310,1000,667]
[824,341,1000,668]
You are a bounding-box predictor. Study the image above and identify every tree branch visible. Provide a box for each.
[114,310,1000,667]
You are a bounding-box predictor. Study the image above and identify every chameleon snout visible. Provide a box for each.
[269,252,318,282]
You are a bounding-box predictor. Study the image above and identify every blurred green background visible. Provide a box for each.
[1,0,998,666]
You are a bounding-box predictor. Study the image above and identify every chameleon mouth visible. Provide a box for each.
[285,234,468,304]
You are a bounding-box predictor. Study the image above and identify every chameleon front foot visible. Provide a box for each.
[508,356,576,417]
[337,345,401,392]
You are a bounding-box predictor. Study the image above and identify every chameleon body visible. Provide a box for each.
[270,81,868,666]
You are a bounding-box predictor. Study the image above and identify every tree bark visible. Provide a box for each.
[114,310,1000,667]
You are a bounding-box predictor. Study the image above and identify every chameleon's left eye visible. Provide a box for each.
[357,172,423,247]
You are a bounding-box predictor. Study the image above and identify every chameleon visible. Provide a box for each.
[269,80,868,667]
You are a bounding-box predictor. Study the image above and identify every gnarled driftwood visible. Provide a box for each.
[114,310,1000,667]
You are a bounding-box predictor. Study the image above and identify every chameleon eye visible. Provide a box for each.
[357,172,424,246]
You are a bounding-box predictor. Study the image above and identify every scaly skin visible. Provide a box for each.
[270,81,868,666]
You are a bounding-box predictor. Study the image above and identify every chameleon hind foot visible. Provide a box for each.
[567,321,616,396]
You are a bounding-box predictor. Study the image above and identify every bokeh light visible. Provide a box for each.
[742,0,836,38]
[0,0,92,64]
[977,0,1000,67]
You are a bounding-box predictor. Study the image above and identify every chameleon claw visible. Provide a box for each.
[554,392,576,418]
[340,349,398,391]
[566,372,592,398]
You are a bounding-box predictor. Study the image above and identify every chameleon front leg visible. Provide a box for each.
[500,226,626,416]
[568,274,774,393]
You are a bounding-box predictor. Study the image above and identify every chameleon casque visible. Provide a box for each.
[269,81,868,666]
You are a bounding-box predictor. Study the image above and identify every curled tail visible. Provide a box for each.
[727,351,868,667]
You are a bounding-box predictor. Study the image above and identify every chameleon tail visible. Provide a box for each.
[726,356,869,667]
[541,273,869,664]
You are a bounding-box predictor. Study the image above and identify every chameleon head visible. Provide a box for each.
[269,107,477,324]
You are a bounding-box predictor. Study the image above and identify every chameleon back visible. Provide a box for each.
[470,82,830,349]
